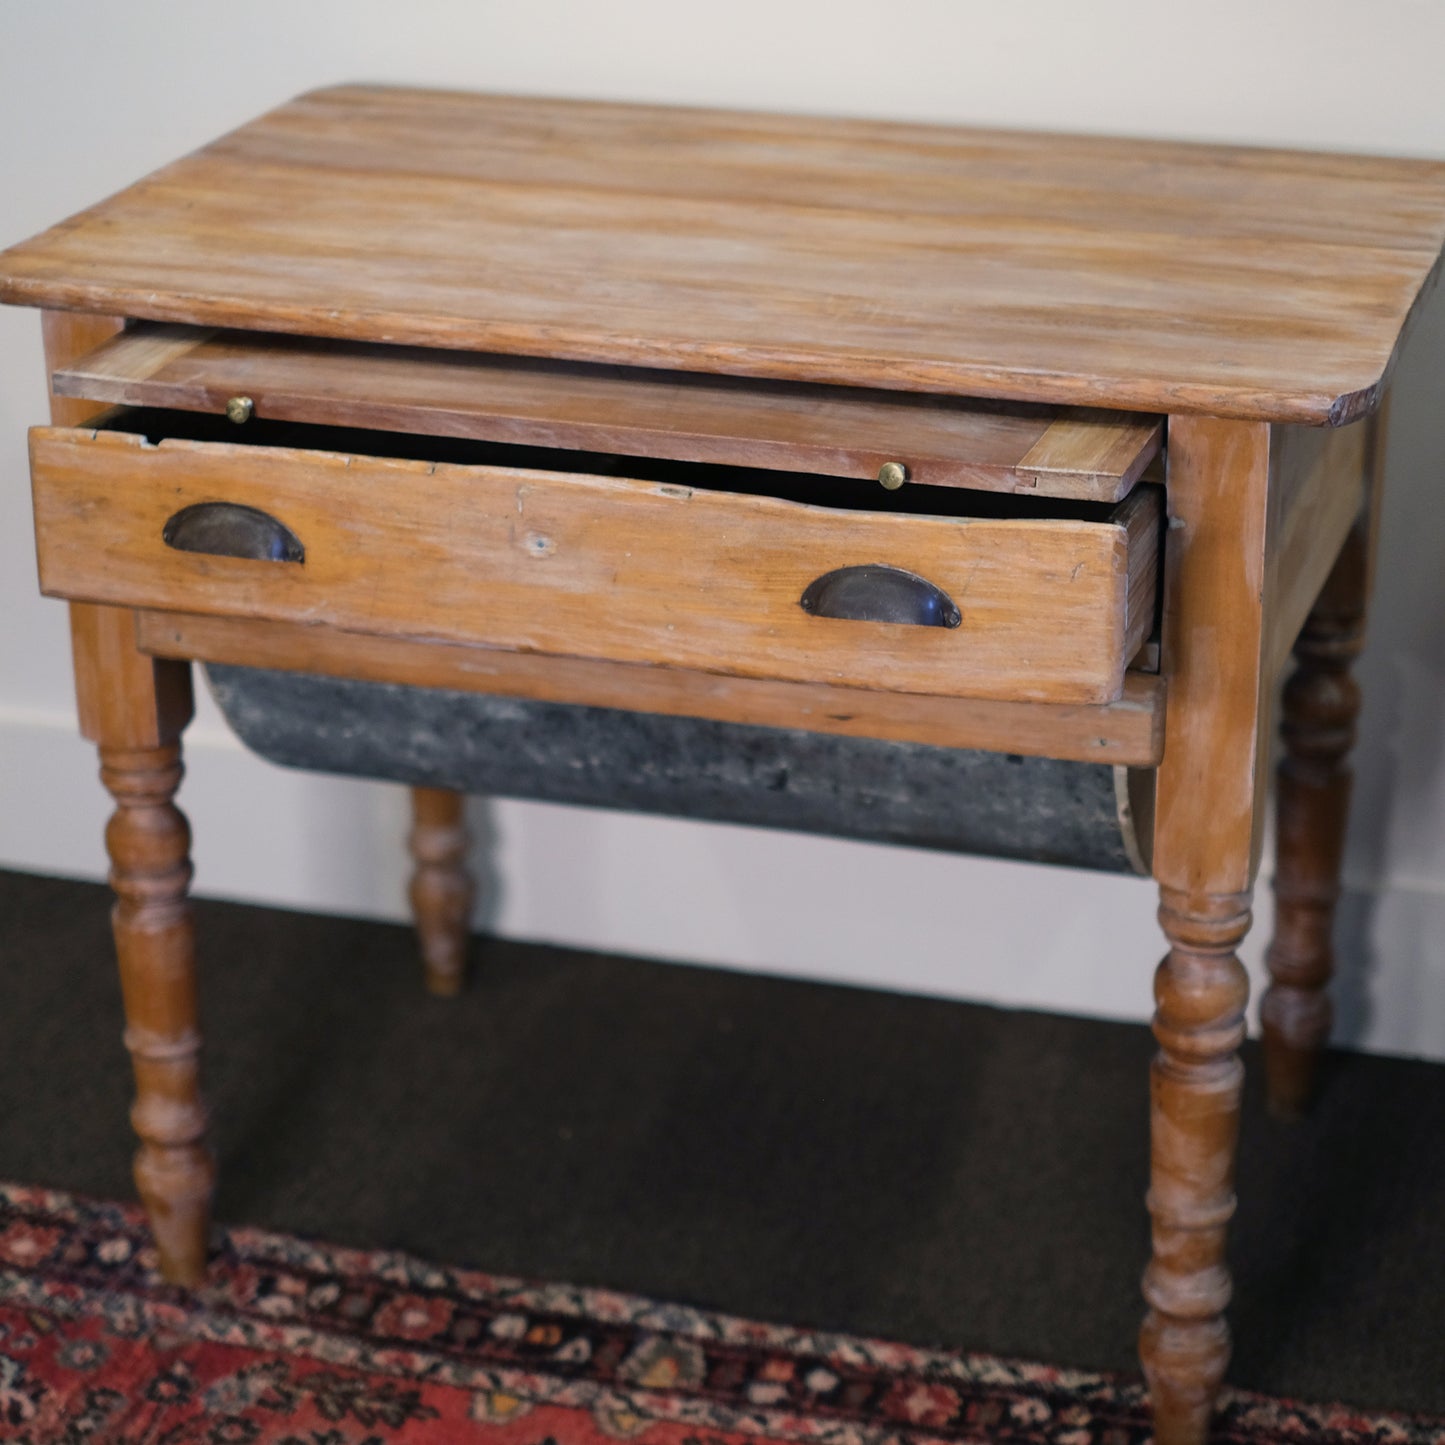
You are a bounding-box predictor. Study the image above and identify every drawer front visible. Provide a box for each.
[30,427,1159,705]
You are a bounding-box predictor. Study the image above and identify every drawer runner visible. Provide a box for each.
[52,323,1162,502]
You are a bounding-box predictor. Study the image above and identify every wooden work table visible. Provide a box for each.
[4,86,1445,1445]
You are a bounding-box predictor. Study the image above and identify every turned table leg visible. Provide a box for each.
[1261,521,1367,1118]
[1141,415,1276,1444]
[44,321,214,1283]
[72,604,213,1285]
[1142,888,1250,1442]
[102,740,214,1284]
[408,787,474,996]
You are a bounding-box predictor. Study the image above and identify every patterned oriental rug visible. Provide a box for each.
[1,1184,1440,1445]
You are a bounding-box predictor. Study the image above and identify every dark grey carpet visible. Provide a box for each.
[0,867,1440,1411]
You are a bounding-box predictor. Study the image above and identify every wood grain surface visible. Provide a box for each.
[53,324,1162,501]
[1265,420,1371,678]
[31,427,1160,705]
[6,86,1445,423]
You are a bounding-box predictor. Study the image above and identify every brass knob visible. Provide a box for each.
[225,396,254,425]
[877,461,908,491]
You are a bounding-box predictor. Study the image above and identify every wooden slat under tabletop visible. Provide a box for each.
[133,612,1167,767]
[54,324,1161,501]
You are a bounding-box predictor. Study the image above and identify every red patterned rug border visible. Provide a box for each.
[2,1181,1442,1445]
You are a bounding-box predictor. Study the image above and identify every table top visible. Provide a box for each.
[4,85,1445,425]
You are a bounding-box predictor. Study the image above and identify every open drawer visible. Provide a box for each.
[34,327,1163,706]
[30,416,1157,706]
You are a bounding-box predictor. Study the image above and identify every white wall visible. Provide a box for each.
[2,1,1444,1060]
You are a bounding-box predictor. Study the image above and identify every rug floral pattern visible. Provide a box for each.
[0,1183,1439,1444]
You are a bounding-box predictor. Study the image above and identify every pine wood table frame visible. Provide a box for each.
[7,89,1445,1445]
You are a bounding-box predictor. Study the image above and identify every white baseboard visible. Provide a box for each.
[3,704,1442,1062]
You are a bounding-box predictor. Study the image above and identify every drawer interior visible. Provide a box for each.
[59,322,1163,503]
